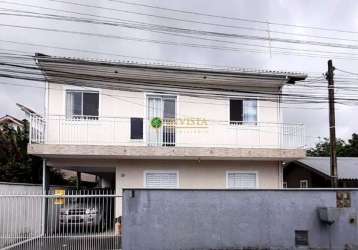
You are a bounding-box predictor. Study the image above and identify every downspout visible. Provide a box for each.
[278,82,284,188]
[278,84,283,148]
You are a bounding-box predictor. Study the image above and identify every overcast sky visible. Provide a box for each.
[1,0,358,147]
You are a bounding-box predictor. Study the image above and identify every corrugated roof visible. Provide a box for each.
[298,157,358,179]
[34,53,307,80]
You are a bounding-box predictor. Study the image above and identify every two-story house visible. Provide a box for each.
[25,53,307,216]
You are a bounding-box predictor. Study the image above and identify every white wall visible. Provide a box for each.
[0,183,42,247]
[46,83,283,148]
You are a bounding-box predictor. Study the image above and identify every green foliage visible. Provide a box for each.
[307,133,358,157]
[347,133,358,156]
[0,120,66,184]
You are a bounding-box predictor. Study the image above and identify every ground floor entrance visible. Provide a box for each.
[47,158,283,215]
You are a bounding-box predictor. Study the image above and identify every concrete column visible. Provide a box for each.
[42,159,48,235]
[100,176,112,188]
[76,171,81,189]
[115,166,123,217]
[42,159,49,194]
[278,161,284,189]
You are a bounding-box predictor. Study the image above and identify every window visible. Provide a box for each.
[130,117,143,140]
[66,90,99,119]
[144,171,178,188]
[229,99,257,125]
[300,180,308,188]
[227,172,257,189]
[147,96,176,146]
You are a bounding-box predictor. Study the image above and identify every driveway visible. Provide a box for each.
[8,235,121,250]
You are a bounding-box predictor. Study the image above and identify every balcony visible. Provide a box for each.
[28,115,305,160]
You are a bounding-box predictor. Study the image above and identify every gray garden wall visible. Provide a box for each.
[122,189,358,250]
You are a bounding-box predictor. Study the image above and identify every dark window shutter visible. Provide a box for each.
[131,118,143,139]
[83,92,99,117]
[230,99,243,124]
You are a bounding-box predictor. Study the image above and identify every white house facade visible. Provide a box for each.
[26,54,307,216]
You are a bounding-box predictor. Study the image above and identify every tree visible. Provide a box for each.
[346,133,358,156]
[307,133,358,157]
[0,120,67,184]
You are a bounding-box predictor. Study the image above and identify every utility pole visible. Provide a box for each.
[326,60,338,188]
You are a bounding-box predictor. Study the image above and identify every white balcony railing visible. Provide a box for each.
[29,115,305,149]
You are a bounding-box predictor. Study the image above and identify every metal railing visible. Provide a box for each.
[0,190,121,250]
[29,114,305,149]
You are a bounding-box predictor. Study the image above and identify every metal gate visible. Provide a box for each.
[0,190,121,250]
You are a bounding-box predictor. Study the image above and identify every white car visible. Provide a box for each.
[59,203,105,231]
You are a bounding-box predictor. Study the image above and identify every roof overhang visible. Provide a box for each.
[286,160,332,179]
[286,159,358,181]
[34,53,307,93]
[0,115,23,127]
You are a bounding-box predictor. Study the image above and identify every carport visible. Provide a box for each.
[0,159,121,250]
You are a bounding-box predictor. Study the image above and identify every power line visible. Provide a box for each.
[5,22,358,63]
[108,0,358,35]
[4,52,358,98]
[0,80,331,111]
[0,63,328,104]
[335,68,358,76]
[10,0,358,51]
[0,52,339,86]
[2,55,358,106]
[4,10,358,61]
[3,4,358,61]
[3,2,358,45]
[5,0,358,52]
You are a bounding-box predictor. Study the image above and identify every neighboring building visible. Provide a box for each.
[23,53,307,215]
[0,115,23,130]
[283,157,358,188]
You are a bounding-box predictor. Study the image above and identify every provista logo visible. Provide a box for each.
[150,117,208,129]
[150,117,163,129]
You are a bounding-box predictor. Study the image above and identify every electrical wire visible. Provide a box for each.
[107,0,358,35]
[2,54,358,106]
[3,9,358,61]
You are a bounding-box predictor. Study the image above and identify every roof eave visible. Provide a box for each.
[34,53,307,84]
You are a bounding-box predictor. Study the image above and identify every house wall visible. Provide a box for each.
[283,164,358,188]
[45,83,282,148]
[283,163,331,188]
[115,160,281,216]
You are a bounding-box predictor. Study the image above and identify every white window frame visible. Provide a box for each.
[226,171,259,189]
[63,85,102,119]
[300,179,309,188]
[143,170,179,189]
[228,98,259,126]
[145,93,178,146]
